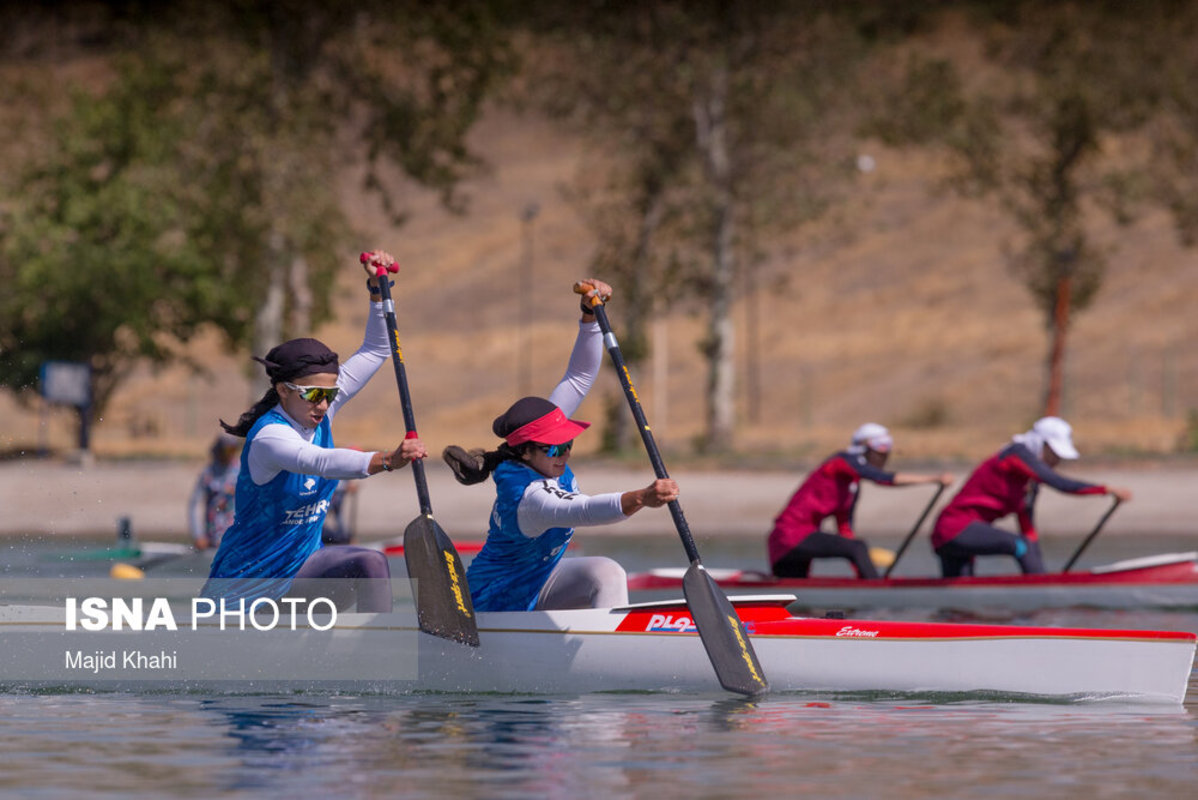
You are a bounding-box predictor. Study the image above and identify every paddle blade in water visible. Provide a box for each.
[403,515,480,647]
[682,562,769,696]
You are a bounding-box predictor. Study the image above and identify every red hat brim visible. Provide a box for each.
[505,407,591,446]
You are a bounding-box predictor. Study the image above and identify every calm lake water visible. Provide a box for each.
[2,533,1196,798]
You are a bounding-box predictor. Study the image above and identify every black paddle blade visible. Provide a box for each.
[682,562,769,696]
[403,515,480,647]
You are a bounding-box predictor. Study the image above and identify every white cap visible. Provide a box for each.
[850,422,893,454]
[1033,416,1079,460]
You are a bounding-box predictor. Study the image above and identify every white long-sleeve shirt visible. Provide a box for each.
[516,319,627,535]
[245,302,388,485]
[516,476,626,534]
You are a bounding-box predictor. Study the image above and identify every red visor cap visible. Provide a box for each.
[505,407,591,446]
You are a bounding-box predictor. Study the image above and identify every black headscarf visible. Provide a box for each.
[253,338,339,383]
[220,338,339,437]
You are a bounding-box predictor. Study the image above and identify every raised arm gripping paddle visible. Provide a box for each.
[574,282,768,696]
[364,252,478,646]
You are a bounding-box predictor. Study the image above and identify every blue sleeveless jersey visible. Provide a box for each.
[466,461,578,612]
[202,410,337,603]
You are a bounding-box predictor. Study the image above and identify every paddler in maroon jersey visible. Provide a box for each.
[767,424,953,579]
[931,416,1133,578]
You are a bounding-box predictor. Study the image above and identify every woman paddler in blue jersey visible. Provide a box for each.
[200,250,428,612]
[442,279,679,612]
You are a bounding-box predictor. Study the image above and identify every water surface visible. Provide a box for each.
[1,533,1195,798]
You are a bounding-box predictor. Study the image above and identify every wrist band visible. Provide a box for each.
[381,453,394,471]
[368,279,395,295]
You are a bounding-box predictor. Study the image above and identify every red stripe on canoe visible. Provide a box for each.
[383,540,486,556]
[613,601,1198,642]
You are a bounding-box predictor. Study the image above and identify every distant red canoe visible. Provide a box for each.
[375,539,576,557]
[627,551,1198,611]
[376,540,486,557]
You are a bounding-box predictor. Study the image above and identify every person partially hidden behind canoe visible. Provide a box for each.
[442,279,679,612]
[768,423,954,580]
[200,250,428,612]
[188,432,241,550]
[931,416,1133,578]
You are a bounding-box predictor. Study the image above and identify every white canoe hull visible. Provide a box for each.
[1,596,1192,703]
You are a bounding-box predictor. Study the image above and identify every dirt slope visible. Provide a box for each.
[4,107,1197,467]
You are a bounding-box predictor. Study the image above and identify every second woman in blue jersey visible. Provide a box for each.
[443,279,679,612]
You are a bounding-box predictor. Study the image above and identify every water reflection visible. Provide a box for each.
[0,688,1193,798]
[194,697,387,792]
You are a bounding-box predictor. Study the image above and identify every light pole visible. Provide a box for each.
[517,202,540,396]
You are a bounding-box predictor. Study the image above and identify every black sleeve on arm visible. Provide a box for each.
[1009,444,1104,495]
[846,453,897,486]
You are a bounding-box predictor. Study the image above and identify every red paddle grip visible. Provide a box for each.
[359,251,400,276]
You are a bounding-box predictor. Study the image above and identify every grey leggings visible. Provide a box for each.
[290,545,393,613]
[935,522,1045,578]
[535,556,629,610]
[772,532,879,579]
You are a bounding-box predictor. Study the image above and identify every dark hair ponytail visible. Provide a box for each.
[220,387,280,438]
[442,443,526,485]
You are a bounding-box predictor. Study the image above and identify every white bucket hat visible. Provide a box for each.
[1033,416,1079,460]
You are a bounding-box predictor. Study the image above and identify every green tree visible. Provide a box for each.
[526,1,870,452]
[0,56,229,414]
[531,11,695,451]
[0,1,515,435]
[869,2,1178,416]
[1145,1,1198,246]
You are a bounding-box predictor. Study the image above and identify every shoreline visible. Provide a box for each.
[4,456,1196,541]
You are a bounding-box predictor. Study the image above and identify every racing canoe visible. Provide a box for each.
[627,552,1198,611]
[1,594,1192,703]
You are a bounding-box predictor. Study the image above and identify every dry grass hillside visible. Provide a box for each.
[4,106,1198,469]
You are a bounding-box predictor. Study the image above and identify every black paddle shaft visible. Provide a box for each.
[374,271,433,516]
[1061,497,1122,573]
[589,303,701,564]
[584,296,768,696]
[884,484,947,579]
[372,262,479,647]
